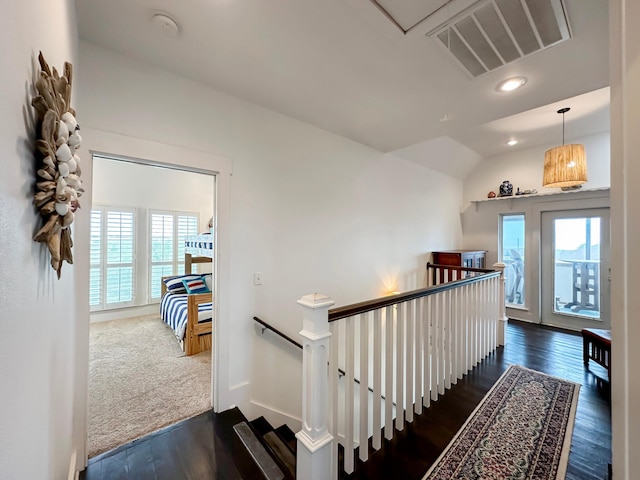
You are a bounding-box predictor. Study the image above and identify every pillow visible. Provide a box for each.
[182,277,210,294]
[163,274,202,294]
[202,273,213,292]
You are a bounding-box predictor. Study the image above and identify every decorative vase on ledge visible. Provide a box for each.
[499,180,513,197]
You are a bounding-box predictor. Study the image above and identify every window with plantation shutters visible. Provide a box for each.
[89,210,102,307]
[89,206,136,310]
[149,210,199,300]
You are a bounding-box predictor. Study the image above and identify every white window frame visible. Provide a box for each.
[90,206,137,312]
[149,210,200,302]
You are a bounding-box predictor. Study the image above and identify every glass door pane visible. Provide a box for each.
[501,214,525,306]
[541,208,610,331]
[553,217,601,319]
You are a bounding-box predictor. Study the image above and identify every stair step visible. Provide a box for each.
[264,431,297,479]
[263,431,296,478]
[274,424,297,454]
[233,422,285,480]
[250,416,274,437]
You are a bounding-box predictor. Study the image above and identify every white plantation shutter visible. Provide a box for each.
[106,210,135,305]
[89,209,102,307]
[149,211,199,300]
[150,213,174,300]
[89,207,136,310]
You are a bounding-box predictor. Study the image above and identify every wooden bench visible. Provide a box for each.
[581,328,611,378]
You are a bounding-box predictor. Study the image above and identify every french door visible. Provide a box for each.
[541,208,610,330]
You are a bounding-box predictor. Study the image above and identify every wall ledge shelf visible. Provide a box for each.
[469,187,610,211]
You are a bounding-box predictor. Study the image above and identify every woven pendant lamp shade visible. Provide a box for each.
[543,144,587,188]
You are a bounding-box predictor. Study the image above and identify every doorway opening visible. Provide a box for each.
[87,153,217,458]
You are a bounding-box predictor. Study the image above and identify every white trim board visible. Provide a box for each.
[77,127,234,471]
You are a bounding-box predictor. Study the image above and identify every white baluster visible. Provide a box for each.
[359,313,369,462]
[494,275,500,350]
[479,282,485,362]
[424,295,432,408]
[471,283,478,368]
[406,299,415,423]
[344,316,355,473]
[452,288,459,385]
[395,302,405,431]
[438,292,445,396]
[384,305,394,440]
[296,293,335,480]
[444,289,452,391]
[329,321,339,480]
[372,309,382,450]
[414,297,423,415]
[463,284,470,374]
[431,293,439,402]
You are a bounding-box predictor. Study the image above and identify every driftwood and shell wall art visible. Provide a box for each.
[31,51,84,278]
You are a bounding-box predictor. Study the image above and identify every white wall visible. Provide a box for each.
[610,1,640,478]
[92,157,214,232]
[77,42,464,426]
[0,1,85,479]
[463,131,610,205]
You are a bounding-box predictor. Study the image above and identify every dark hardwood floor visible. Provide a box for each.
[80,408,266,480]
[81,320,611,480]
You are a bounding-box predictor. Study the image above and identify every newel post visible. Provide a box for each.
[493,262,508,346]
[296,293,335,480]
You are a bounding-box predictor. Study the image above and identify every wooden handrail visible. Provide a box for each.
[253,316,303,349]
[328,270,501,322]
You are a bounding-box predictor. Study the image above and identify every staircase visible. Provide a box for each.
[233,416,297,480]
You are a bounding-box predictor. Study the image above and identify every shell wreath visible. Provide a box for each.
[31,51,84,278]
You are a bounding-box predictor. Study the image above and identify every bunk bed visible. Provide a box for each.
[160,234,214,356]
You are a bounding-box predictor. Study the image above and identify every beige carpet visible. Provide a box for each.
[88,315,211,458]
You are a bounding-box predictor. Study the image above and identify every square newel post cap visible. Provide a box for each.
[298,294,334,338]
[297,293,335,309]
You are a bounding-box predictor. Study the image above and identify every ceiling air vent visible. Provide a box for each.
[429,0,571,78]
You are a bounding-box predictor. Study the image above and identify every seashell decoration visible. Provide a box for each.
[31,51,83,278]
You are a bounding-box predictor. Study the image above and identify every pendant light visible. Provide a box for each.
[543,107,587,189]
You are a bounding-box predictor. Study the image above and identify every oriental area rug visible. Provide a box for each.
[423,365,580,480]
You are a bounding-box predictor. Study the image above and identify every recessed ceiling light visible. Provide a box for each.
[506,139,518,146]
[496,77,527,92]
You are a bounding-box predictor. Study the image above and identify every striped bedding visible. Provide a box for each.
[160,292,213,341]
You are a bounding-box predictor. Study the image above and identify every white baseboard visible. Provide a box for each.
[224,381,250,409]
[90,305,159,323]
[68,449,78,480]
[239,399,302,433]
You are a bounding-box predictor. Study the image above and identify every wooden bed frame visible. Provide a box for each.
[161,254,213,356]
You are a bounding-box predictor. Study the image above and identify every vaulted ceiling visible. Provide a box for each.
[75,0,609,177]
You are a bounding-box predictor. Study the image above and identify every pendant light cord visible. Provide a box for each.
[558,107,570,146]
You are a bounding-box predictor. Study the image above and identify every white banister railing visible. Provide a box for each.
[297,268,505,480]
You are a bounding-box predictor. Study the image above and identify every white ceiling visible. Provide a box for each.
[74,0,610,178]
